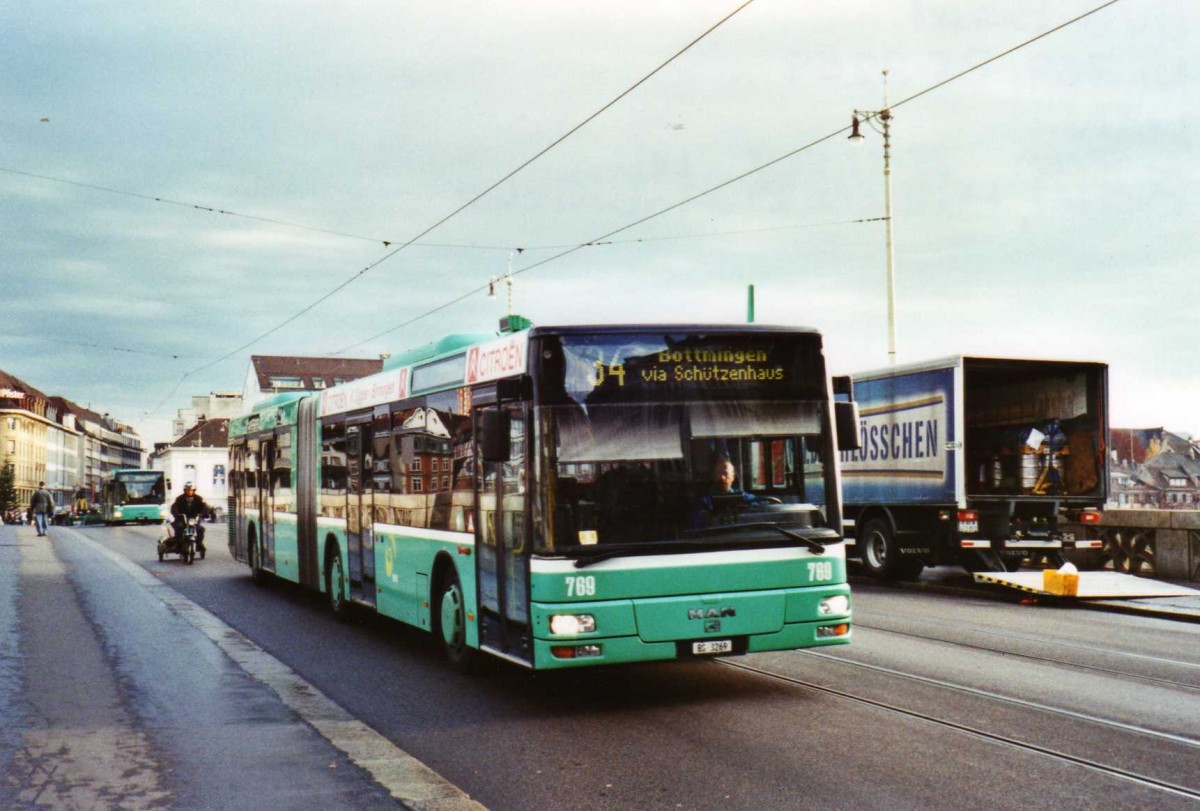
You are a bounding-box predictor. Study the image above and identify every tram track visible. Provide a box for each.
[800,648,1200,747]
[850,620,1200,693]
[718,657,1200,803]
[851,608,1200,674]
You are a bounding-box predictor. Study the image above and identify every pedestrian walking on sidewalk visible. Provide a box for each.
[30,482,54,537]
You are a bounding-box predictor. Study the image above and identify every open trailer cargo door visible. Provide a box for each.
[962,358,1108,503]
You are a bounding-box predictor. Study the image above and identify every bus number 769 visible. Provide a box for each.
[566,576,596,597]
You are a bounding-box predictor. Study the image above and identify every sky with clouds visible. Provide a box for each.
[3,0,1196,445]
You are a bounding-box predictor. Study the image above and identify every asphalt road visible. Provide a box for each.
[4,522,1199,810]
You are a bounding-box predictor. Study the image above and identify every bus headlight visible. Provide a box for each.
[549,614,596,635]
[818,595,850,616]
[112,510,123,519]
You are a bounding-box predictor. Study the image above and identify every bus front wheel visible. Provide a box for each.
[434,571,474,672]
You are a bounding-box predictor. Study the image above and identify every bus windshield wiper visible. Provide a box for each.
[572,544,651,569]
[688,523,835,555]
[754,523,829,555]
[571,540,718,568]
[570,526,838,568]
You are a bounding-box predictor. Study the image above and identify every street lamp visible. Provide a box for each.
[850,69,897,365]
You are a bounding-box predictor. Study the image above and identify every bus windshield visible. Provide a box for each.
[116,473,165,505]
[532,331,832,555]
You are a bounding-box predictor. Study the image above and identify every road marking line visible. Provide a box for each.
[68,529,486,811]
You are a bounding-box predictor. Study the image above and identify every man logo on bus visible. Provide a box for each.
[688,607,736,620]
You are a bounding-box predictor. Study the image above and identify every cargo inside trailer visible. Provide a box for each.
[963,359,1106,499]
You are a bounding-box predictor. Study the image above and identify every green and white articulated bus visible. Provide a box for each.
[228,323,859,671]
[99,469,169,525]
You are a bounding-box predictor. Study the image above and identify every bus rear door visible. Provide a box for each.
[345,421,377,606]
[259,438,275,569]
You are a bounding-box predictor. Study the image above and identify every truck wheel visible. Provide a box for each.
[963,551,1004,572]
[999,553,1025,572]
[859,518,921,580]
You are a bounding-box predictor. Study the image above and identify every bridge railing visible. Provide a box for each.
[1063,509,1200,582]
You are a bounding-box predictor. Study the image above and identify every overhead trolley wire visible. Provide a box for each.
[336,0,1126,353]
[147,0,759,413]
[0,333,204,360]
[395,216,887,252]
[1,168,873,255]
[0,166,394,247]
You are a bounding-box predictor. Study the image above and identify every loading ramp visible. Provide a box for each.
[973,570,1200,599]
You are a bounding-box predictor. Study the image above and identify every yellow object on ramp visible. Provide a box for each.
[972,571,1200,599]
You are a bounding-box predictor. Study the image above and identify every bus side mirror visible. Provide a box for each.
[479,410,511,463]
[835,401,861,451]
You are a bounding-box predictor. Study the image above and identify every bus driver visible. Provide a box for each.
[690,458,758,528]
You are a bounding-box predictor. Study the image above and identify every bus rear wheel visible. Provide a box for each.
[248,528,267,584]
[434,570,474,672]
[326,551,351,623]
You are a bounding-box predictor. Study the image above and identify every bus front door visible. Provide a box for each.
[477,403,531,664]
[345,423,376,606]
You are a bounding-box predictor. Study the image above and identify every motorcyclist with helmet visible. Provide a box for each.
[171,482,212,554]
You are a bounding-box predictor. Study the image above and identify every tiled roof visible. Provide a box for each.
[250,355,382,390]
[53,397,105,425]
[171,418,230,449]
[0,369,50,402]
[1144,450,1200,477]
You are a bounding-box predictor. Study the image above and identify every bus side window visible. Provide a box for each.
[274,432,293,507]
[245,450,258,493]
[321,421,348,517]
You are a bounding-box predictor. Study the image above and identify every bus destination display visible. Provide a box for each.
[543,332,825,404]
[590,347,785,389]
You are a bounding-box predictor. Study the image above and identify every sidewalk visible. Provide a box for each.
[0,523,483,810]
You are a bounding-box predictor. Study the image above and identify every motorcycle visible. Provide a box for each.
[157,516,204,564]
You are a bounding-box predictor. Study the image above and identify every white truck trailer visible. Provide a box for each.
[842,356,1109,579]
